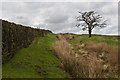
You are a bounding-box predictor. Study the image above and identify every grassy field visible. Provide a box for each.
[2,33,119,78]
[2,33,69,78]
[69,34,118,46]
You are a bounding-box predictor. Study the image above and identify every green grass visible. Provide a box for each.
[69,34,118,46]
[2,33,119,78]
[68,34,119,78]
[2,33,69,78]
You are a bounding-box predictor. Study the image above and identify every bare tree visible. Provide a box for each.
[76,11,107,38]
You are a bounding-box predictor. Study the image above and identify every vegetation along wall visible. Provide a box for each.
[2,20,52,64]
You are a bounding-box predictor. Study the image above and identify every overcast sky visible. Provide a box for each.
[1,2,118,35]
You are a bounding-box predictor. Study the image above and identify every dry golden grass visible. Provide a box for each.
[52,39,105,78]
[53,34,118,78]
[85,42,118,64]
[85,42,118,76]
[85,42,110,55]
[107,46,118,74]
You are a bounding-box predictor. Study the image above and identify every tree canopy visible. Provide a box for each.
[76,11,107,37]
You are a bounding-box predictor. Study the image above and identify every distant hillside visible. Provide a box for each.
[2,20,52,64]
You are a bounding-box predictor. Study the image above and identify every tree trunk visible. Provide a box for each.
[89,29,92,38]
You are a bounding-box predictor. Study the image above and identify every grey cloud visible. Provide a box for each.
[13,16,31,26]
[2,2,118,35]
[16,16,24,19]
[45,15,68,23]
[1,0,119,2]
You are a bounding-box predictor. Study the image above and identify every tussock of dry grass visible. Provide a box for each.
[52,40,105,78]
[85,42,118,64]
[85,42,118,76]
[53,34,118,78]
[85,42,110,54]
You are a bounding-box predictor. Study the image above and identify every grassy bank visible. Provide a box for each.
[2,33,69,78]
[2,33,119,78]
[69,34,118,46]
